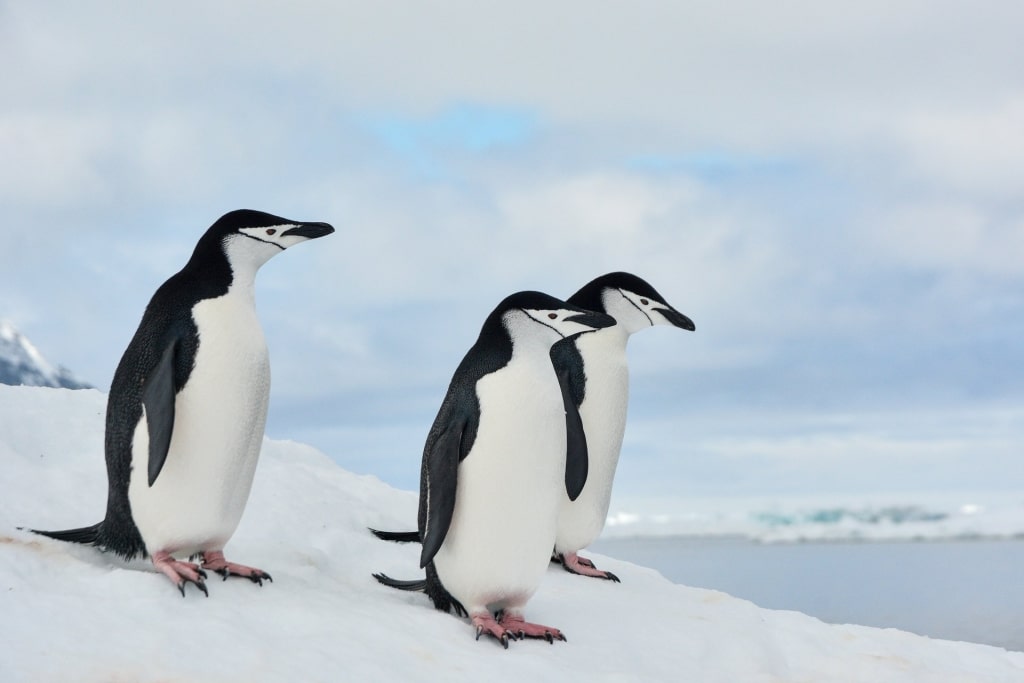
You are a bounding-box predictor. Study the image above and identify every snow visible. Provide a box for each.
[1,385,1022,683]
[0,319,91,389]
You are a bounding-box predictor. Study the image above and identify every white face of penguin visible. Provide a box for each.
[522,307,611,339]
[502,307,614,351]
[223,223,335,272]
[603,287,695,334]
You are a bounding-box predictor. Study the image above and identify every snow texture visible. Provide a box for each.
[1,385,1022,683]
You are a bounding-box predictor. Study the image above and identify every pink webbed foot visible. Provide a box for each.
[575,555,596,568]
[471,612,516,649]
[498,611,567,644]
[152,551,208,597]
[559,552,621,582]
[201,550,273,586]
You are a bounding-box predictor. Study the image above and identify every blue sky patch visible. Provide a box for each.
[359,103,538,177]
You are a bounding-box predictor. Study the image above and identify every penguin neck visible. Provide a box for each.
[602,321,631,347]
[225,263,259,304]
[616,315,650,336]
[508,328,562,360]
[503,325,561,362]
[178,252,259,306]
[204,234,275,303]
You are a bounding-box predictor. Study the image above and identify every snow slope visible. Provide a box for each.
[1,385,1022,683]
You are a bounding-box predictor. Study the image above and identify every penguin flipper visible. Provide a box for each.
[142,339,178,487]
[551,339,588,501]
[419,416,466,568]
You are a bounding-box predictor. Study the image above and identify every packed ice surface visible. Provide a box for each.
[1,385,1022,683]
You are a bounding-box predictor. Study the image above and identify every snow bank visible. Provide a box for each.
[1,385,1022,683]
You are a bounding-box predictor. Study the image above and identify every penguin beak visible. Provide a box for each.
[655,307,696,331]
[282,222,335,240]
[566,311,617,330]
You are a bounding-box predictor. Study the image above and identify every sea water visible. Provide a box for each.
[590,536,1024,652]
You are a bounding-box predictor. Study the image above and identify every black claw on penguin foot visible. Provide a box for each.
[475,625,483,641]
[545,632,554,644]
[246,571,272,585]
[499,634,510,649]
[197,568,208,580]
[557,632,567,642]
[215,568,231,581]
[605,571,621,583]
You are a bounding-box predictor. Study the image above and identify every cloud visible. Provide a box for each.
[0,113,112,208]
[2,1,1023,498]
[614,408,1024,497]
[893,96,1024,200]
[863,201,1024,278]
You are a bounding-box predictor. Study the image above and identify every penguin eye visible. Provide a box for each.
[640,298,649,306]
[266,228,277,236]
[548,313,558,320]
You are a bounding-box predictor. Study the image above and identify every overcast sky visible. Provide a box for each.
[2,1,1022,500]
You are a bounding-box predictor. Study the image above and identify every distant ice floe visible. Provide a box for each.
[603,493,1024,543]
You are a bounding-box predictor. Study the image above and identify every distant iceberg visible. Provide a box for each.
[604,493,1024,543]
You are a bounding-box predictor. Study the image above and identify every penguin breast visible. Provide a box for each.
[432,358,567,611]
[128,290,271,556]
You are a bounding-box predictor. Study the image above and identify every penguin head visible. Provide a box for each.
[497,291,617,347]
[193,209,335,274]
[569,272,695,334]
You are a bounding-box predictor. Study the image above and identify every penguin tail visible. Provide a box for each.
[374,571,467,617]
[372,572,427,592]
[22,522,102,546]
[368,528,421,543]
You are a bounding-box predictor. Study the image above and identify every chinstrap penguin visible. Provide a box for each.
[374,291,615,647]
[551,272,694,580]
[369,273,695,582]
[28,209,334,596]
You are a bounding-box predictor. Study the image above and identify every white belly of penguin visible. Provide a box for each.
[433,359,566,613]
[128,291,270,557]
[556,329,630,554]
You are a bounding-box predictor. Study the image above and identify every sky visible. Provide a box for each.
[1,1,1022,500]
